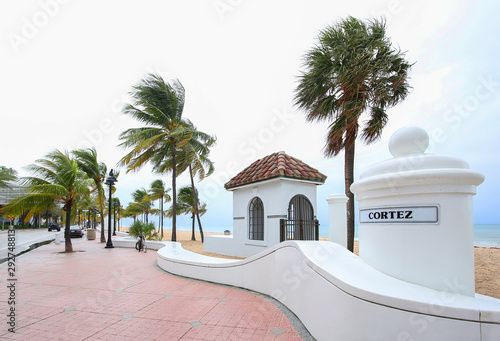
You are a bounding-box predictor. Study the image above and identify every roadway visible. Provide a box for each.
[0,228,57,261]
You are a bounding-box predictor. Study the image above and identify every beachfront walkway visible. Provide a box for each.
[0,238,308,340]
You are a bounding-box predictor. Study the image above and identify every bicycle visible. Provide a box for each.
[135,233,147,253]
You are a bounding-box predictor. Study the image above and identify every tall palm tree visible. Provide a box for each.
[167,185,207,241]
[2,150,89,252]
[131,188,154,224]
[119,73,192,242]
[115,199,124,232]
[123,202,142,223]
[73,147,108,243]
[148,179,171,239]
[294,17,412,252]
[175,122,215,243]
[78,194,97,229]
[0,166,17,189]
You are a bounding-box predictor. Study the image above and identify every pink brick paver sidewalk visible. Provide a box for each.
[0,237,310,340]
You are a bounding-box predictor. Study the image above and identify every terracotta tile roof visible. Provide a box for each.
[224,151,327,190]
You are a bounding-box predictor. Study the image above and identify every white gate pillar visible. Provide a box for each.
[350,126,484,296]
[326,194,348,248]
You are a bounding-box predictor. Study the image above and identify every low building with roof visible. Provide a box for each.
[204,151,327,257]
[0,182,26,225]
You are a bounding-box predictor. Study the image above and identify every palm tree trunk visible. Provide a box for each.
[160,197,164,239]
[191,212,195,241]
[189,165,204,243]
[345,140,356,252]
[64,207,73,252]
[100,209,106,242]
[171,143,177,242]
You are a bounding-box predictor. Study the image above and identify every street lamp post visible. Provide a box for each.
[105,170,117,249]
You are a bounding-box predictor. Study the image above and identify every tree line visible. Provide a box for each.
[1,74,216,252]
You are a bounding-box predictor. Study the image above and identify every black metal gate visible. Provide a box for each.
[280,195,319,242]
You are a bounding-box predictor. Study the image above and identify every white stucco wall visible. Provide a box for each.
[158,241,500,341]
[204,178,320,257]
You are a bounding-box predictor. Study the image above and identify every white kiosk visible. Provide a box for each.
[351,126,484,296]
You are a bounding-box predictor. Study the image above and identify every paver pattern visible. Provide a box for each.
[0,238,305,340]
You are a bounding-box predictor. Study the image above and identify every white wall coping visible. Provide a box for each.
[112,236,168,251]
[205,235,233,239]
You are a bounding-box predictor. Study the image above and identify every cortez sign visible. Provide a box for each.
[359,205,439,224]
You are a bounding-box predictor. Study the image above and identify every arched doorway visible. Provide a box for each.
[288,195,314,222]
[280,195,319,241]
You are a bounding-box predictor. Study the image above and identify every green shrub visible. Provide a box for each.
[128,221,159,240]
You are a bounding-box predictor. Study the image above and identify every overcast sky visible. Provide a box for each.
[1,0,499,230]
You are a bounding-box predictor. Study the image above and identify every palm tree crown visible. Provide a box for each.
[294,16,412,251]
[0,166,18,189]
[3,150,89,252]
[131,188,154,224]
[119,73,192,242]
[73,147,108,242]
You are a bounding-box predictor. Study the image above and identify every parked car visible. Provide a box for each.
[48,223,61,232]
[69,225,84,238]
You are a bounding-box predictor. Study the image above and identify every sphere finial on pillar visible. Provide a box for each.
[389,126,429,157]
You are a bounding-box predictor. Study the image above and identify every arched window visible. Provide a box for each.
[249,197,264,240]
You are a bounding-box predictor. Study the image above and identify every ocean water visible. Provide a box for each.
[183,224,500,247]
[474,224,500,247]
[317,224,500,247]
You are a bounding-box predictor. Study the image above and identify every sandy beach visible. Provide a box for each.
[126,228,500,299]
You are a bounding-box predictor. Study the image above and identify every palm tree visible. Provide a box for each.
[73,147,108,243]
[131,188,154,224]
[78,194,97,229]
[112,197,121,235]
[175,122,215,243]
[2,150,89,252]
[0,166,17,189]
[176,186,207,241]
[119,73,192,242]
[294,17,412,252]
[148,179,171,239]
[123,202,142,224]
[115,199,124,232]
